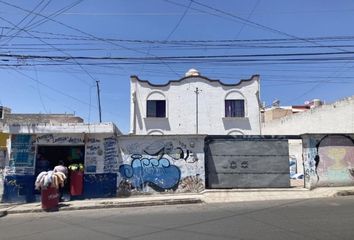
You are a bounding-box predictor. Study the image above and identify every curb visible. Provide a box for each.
[5,198,203,215]
[0,210,7,217]
[333,190,354,197]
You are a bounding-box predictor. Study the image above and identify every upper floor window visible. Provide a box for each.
[147,100,166,118]
[225,99,245,117]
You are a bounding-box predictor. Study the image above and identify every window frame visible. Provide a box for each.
[225,99,245,118]
[146,99,166,118]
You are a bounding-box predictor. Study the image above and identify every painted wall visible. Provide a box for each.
[262,96,354,135]
[2,132,205,202]
[0,133,9,201]
[2,131,119,202]
[130,75,261,135]
[3,134,36,202]
[117,135,205,196]
[302,134,354,189]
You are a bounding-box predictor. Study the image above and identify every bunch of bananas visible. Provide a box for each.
[35,171,67,190]
[68,163,84,172]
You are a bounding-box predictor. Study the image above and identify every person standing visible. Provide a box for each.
[53,160,68,201]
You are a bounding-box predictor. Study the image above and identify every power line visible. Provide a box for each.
[10,67,95,107]
[166,0,192,40]
[186,0,354,103]
[139,0,192,75]
[2,50,354,61]
[26,0,83,31]
[0,0,181,77]
[0,14,94,85]
[233,0,260,39]
[188,0,348,53]
[1,0,45,43]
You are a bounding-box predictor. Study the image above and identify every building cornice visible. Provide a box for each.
[131,74,259,87]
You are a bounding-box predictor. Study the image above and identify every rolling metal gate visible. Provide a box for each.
[205,136,290,188]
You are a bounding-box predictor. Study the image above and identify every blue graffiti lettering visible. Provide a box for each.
[119,155,181,190]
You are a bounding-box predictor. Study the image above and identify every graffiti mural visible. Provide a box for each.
[177,175,204,193]
[303,137,318,188]
[316,135,354,185]
[117,137,205,194]
[143,141,197,163]
[304,134,354,189]
[119,154,181,190]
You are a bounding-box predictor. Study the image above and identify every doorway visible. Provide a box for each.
[35,145,85,197]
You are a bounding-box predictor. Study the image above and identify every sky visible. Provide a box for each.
[1,0,354,133]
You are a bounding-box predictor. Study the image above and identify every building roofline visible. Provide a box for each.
[2,122,122,135]
[130,74,260,87]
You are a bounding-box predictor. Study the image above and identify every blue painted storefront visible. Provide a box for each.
[1,131,119,203]
[3,175,36,203]
[2,173,118,203]
[83,173,117,198]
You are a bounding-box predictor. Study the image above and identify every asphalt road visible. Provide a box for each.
[1,197,354,240]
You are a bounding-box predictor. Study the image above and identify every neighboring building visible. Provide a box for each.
[0,106,83,124]
[0,106,11,120]
[261,99,324,123]
[130,69,261,135]
[261,105,310,123]
[262,96,354,135]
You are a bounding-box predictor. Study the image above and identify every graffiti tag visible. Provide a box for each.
[119,154,181,190]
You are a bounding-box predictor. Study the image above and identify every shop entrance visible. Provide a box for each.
[35,145,85,197]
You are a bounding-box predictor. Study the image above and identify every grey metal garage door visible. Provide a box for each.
[206,136,290,188]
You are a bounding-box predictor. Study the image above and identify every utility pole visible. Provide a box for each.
[96,80,102,123]
[194,87,201,134]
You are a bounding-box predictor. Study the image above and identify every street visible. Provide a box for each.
[1,197,354,240]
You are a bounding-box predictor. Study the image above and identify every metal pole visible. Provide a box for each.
[96,80,102,123]
[194,87,200,134]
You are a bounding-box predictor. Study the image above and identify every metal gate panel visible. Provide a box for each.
[208,140,289,156]
[206,137,290,188]
[207,173,289,188]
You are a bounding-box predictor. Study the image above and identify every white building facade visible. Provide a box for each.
[130,69,261,135]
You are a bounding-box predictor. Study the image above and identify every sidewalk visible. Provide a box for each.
[1,186,354,217]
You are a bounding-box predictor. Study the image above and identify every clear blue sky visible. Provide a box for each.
[1,0,354,133]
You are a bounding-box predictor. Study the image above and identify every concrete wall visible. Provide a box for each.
[2,114,83,124]
[131,75,261,135]
[302,134,354,189]
[117,135,205,195]
[262,96,354,135]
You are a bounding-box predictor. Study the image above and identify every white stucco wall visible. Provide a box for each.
[289,139,304,176]
[262,96,354,135]
[130,74,261,135]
